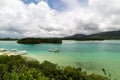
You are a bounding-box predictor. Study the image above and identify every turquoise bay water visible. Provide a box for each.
[0,40,120,79]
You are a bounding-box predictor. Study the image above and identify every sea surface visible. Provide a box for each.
[0,40,120,79]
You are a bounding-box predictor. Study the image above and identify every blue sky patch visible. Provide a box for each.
[21,0,40,4]
[21,0,67,11]
[21,0,88,11]
[79,0,89,6]
[45,0,67,11]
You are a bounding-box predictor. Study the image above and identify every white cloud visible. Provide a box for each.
[0,0,120,38]
[89,0,120,31]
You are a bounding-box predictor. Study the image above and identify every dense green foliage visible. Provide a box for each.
[17,38,62,44]
[40,38,62,43]
[17,38,41,44]
[0,55,110,80]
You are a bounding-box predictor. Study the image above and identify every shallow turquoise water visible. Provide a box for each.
[0,40,120,79]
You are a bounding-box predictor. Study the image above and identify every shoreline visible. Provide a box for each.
[25,53,119,80]
[0,52,118,80]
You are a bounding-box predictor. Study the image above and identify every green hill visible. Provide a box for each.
[65,30,120,40]
[88,30,120,39]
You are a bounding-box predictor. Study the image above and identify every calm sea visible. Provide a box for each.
[0,40,120,79]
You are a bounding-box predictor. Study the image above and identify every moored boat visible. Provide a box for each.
[17,50,27,55]
[10,49,17,52]
[49,48,60,52]
[0,48,7,52]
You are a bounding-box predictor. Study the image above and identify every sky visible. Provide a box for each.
[0,0,120,38]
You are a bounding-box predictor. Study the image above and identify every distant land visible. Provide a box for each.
[0,38,18,41]
[0,30,120,41]
[64,30,120,40]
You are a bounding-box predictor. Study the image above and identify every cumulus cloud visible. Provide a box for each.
[0,0,120,38]
[89,0,120,31]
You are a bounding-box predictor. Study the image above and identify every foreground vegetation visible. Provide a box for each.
[17,38,62,44]
[0,55,110,80]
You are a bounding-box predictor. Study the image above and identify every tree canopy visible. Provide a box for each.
[17,38,62,44]
[0,55,111,80]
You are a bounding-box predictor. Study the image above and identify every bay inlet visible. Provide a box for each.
[0,40,120,79]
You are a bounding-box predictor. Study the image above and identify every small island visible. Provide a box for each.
[17,38,62,44]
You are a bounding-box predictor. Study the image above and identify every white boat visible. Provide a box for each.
[10,49,17,52]
[0,48,7,52]
[49,48,60,52]
[17,50,27,55]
